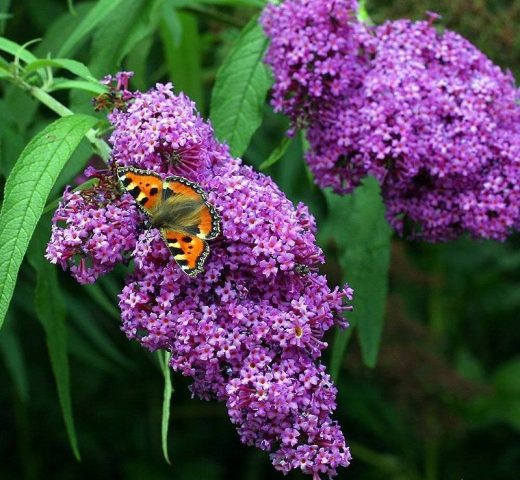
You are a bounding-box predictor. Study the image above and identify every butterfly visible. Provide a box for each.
[117,167,221,277]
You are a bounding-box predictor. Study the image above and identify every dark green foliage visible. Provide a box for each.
[0,114,98,328]
[321,178,392,371]
[0,1,519,479]
[28,220,80,459]
[211,14,272,156]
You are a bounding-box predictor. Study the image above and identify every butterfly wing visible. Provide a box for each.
[161,229,209,276]
[163,176,221,240]
[117,167,164,215]
[118,169,219,277]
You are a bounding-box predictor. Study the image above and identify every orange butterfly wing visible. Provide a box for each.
[164,177,221,240]
[117,167,163,214]
[160,229,210,276]
[118,169,221,277]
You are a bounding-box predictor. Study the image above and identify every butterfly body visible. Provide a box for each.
[117,167,220,276]
[149,196,205,231]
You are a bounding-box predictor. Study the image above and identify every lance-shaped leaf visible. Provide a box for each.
[0,114,98,330]
[322,177,392,373]
[57,0,123,57]
[48,78,107,95]
[89,0,158,78]
[357,0,372,22]
[24,58,99,82]
[259,135,292,171]
[28,223,80,460]
[158,350,173,464]
[199,0,266,6]
[0,315,29,402]
[0,36,37,63]
[210,15,272,157]
[160,10,204,110]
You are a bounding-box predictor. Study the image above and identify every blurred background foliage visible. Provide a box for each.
[0,1,519,479]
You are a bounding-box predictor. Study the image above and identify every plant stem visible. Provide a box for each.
[42,178,99,215]
[18,81,111,162]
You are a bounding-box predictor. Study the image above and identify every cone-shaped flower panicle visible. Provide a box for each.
[47,80,353,478]
[262,4,520,241]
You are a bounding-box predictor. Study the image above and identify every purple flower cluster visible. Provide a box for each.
[45,170,139,284]
[262,0,368,130]
[117,84,353,478]
[109,82,213,179]
[47,82,353,478]
[262,4,520,241]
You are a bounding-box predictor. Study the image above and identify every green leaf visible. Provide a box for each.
[0,54,10,68]
[488,358,520,431]
[48,78,107,95]
[83,283,120,321]
[494,357,520,396]
[68,328,120,374]
[27,222,80,460]
[323,177,392,372]
[210,14,272,157]
[329,326,354,382]
[88,0,159,78]
[0,37,37,63]
[57,0,123,57]
[67,0,77,16]
[158,350,173,464]
[24,58,98,82]
[4,85,39,131]
[259,135,292,170]
[357,0,372,24]
[125,33,154,91]
[0,114,98,330]
[169,0,266,7]
[0,0,11,35]
[0,101,29,177]
[199,0,266,5]
[34,2,95,58]
[469,357,520,432]
[50,139,94,202]
[0,316,29,402]
[0,56,10,77]
[160,9,203,110]
[36,266,80,458]
[67,295,133,370]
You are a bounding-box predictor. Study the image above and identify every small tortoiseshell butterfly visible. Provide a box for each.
[117,167,221,277]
